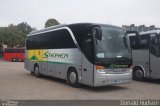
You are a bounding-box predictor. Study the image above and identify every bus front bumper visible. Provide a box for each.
[94,70,132,87]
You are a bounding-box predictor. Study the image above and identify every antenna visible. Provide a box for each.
[109,16,111,25]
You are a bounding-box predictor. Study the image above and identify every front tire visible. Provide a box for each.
[67,69,80,88]
[17,58,22,62]
[30,71,34,75]
[34,66,41,77]
[12,58,16,62]
[133,68,144,80]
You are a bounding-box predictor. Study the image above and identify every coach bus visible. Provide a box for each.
[3,48,25,62]
[25,23,133,87]
[129,30,160,80]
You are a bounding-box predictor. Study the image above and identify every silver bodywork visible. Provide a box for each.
[94,68,132,86]
[131,30,160,79]
[25,24,132,87]
[132,50,149,78]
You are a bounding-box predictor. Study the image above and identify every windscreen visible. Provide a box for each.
[95,26,131,63]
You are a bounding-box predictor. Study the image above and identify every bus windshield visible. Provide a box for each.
[95,26,131,63]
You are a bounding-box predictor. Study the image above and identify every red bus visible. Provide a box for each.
[3,48,25,62]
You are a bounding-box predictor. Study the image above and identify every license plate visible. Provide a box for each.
[109,69,126,73]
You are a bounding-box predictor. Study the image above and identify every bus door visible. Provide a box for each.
[81,33,94,86]
[150,34,160,78]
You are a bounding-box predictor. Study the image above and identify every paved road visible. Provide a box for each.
[0,61,160,100]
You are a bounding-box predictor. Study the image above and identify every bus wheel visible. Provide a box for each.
[34,66,41,77]
[67,69,80,88]
[12,58,16,62]
[18,58,22,62]
[133,68,144,80]
[31,71,34,75]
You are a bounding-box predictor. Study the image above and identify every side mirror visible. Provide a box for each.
[93,27,102,40]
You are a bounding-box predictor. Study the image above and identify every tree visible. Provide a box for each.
[17,22,33,36]
[1,25,24,47]
[45,18,60,28]
[0,22,34,48]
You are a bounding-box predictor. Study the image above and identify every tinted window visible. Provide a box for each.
[4,49,24,53]
[16,49,25,53]
[139,34,149,49]
[26,29,76,50]
[129,35,139,49]
[129,34,149,50]
[4,49,13,53]
[82,34,94,63]
[150,36,160,57]
[69,24,94,63]
[68,24,91,50]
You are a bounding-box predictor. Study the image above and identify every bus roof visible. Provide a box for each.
[29,24,67,35]
[28,23,124,36]
[4,48,25,50]
[140,30,160,35]
[128,30,160,37]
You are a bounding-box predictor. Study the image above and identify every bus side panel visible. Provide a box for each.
[3,53,8,60]
[25,50,35,72]
[3,53,10,61]
[4,48,25,61]
[8,53,12,60]
[14,53,17,60]
[25,51,34,72]
[16,53,25,61]
[21,53,25,61]
[47,49,65,79]
[54,64,66,79]
[6,53,14,61]
[4,53,23,61]
[25,50,43,73]
[150,54,160,78]
[132,49,150,77]
[65,49,82,82]
[48,62,55,77]
[149,36,160,78]
[12,53,17,59]
[47,49,82,80]
[25,60,37,72]
[81,55,94,86]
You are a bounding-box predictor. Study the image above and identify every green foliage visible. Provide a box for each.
[0,22,33,48]
[45,18,60,28]
[17,22,33,35]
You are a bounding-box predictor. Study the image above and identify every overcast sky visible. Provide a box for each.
[0,0,160,29]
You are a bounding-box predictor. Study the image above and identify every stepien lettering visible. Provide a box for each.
[109,64,128,68]
[43,52,68,59]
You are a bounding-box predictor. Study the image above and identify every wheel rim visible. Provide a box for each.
[69,72,77,84]
[13,58,16,62]
[35,67,39,75]
[135,70,143,79]
[18,59,21,62]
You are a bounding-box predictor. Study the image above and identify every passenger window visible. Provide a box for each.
[26,29,76,50]
[82,34,93,63]
[150,36,160,57]
[139,34,149,49]
[129,35,140,50]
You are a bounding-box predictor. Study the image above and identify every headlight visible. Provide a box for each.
[97,69,106,74]
[96,65,106,74]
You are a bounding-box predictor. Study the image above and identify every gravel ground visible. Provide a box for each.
[0,61,160,100]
